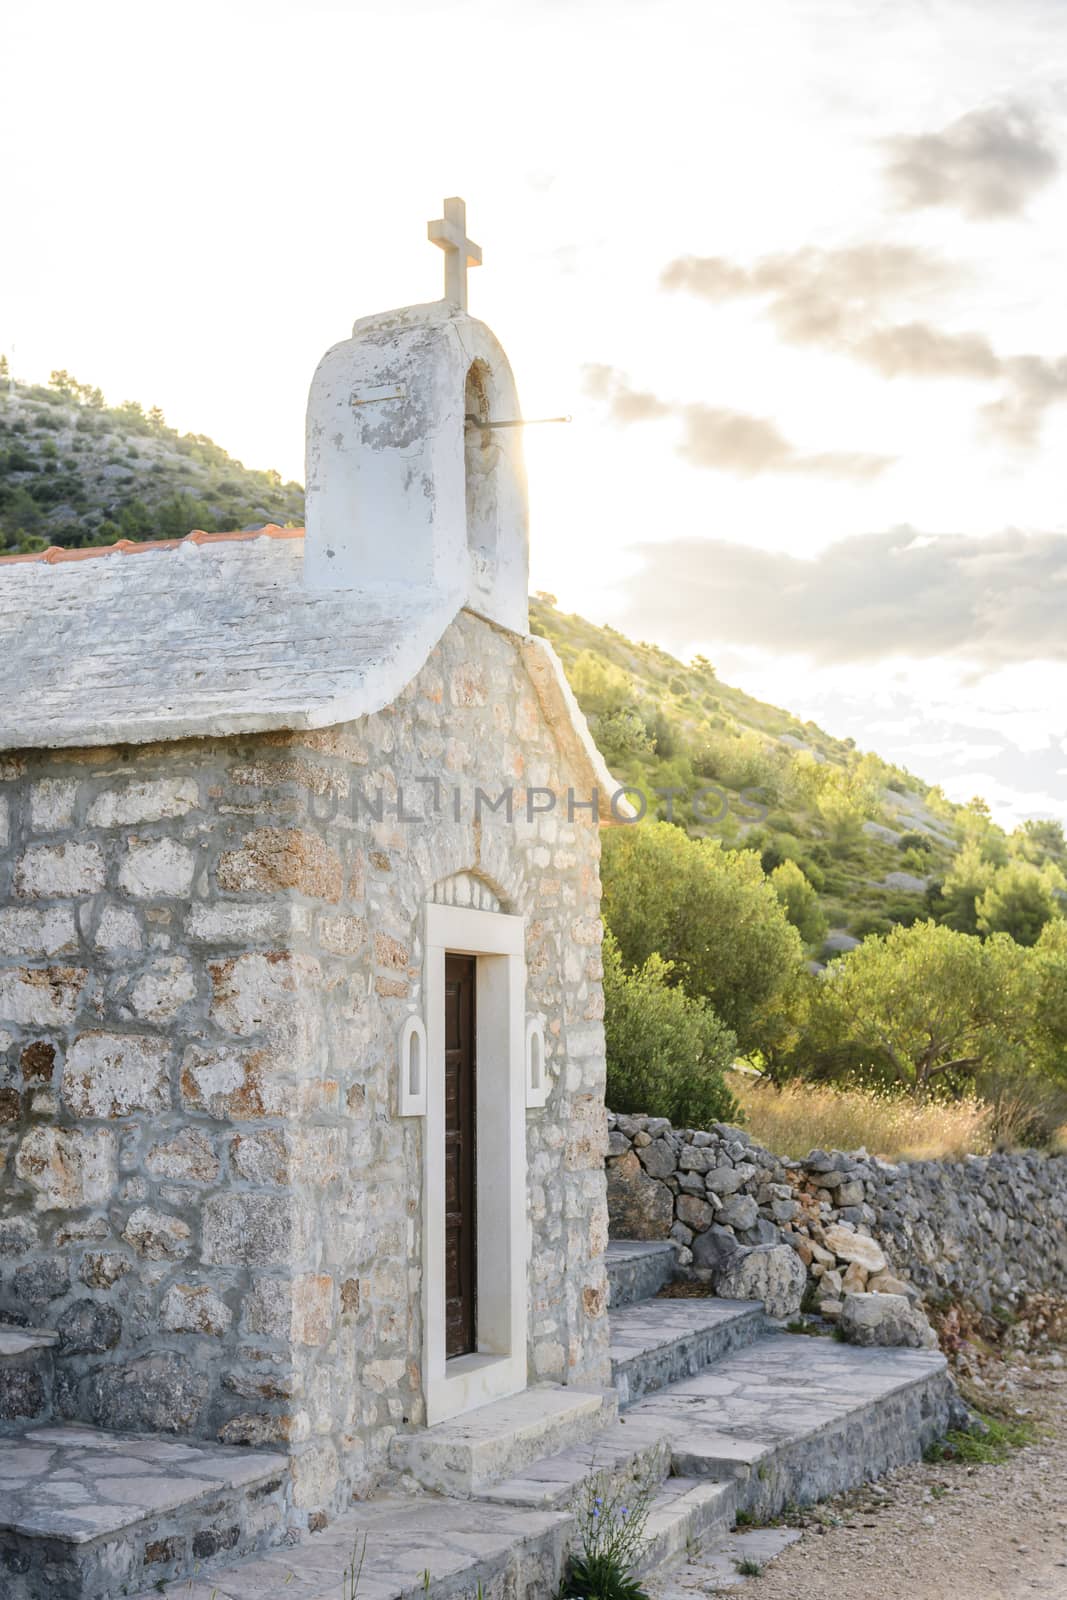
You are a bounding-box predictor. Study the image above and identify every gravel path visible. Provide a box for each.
[665,1360,1067,1599]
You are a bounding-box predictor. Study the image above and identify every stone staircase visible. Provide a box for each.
[1,1245,954,1600]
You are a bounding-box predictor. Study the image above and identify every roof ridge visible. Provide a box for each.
[0,525,306,568]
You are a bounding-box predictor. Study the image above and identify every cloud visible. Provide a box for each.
[662,245,1067,447]
[612,526,1067,669]
[883,104,1060,220]
[582,366,890,480]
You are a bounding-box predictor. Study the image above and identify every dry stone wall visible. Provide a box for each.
[0,610,611,1523]
[607,1110,1067,1322]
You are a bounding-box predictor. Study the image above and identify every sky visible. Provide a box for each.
[3,0,1067,827]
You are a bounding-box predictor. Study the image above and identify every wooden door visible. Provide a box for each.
[444,954,477,1358]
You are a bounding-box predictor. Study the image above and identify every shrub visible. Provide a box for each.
[603,934,739,1127]
[602,822,805,1049]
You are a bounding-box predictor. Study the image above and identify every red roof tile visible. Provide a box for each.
[0,525,305,568]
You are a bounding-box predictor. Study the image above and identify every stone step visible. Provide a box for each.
[0,1423,289,1600]
[390,1383,619,1498]
[0,1328,56,1437]
[626,1332,954,1519]
[130,1495,573,1600]
[636,1476,736,1576]
[609,1295,767,1407]
[606,1239,678,1308]
[477,1411,674,1510]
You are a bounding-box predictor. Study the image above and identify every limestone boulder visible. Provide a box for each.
[821,1224,888,1275]
[713,1243,807,1319]
[606,1150,674,1239]
[839,1292,938,1350]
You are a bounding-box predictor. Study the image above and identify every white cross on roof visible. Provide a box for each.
[427,197,482,312]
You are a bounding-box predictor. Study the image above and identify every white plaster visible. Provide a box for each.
[0,536,459,750]
[524,1015,550,1110]
[398,1013,428,1118]
[422,901,527,1425]
[304,301,529,635]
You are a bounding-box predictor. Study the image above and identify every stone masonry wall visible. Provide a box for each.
[0,610,611,1525]
[607,1110,1067,1319]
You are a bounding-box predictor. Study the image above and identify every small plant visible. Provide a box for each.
[735,1556,764,1577]
[560,1474,656,1600]
[924,1413,1036,1465]
[342,1534,367,1600]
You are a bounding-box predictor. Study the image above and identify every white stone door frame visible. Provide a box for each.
[422,901,528,1425]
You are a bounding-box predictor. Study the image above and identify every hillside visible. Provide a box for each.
[0,366,303,553]
[3,363,1053,952]
[530,595,1063,954]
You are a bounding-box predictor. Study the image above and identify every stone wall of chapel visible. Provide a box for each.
[0,611,611,1523]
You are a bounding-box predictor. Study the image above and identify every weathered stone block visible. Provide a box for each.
[83,1352,208,1432]
[160,1282,233,1336]
[14,841,104,898]
[0,906,79,958]
[117,836,197,898]
[606,1150,673,1239]
[713,1243,807,1319]
[217,827,343,901]
[122,1206,192,1261]
[29,777,78,831]
[179,1043,288,1120]
[128,956,197,1021]
[716,1193,759,1232]
[292,1274,333,1346]
[676,1194,714,1232]
[15,1125,115,1209]
[87,777,199,827]
[839,1292,938,1350]
[63,1031,171,1117]
[0,965,87,1026]
[56,1299,122,1354]
[145,1127,219,1183]
[202,1192,294,1267]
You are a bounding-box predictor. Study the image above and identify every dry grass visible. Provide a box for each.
[730,1075,996,1162]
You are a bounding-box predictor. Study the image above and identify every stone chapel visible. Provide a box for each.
[0,200,621,1525]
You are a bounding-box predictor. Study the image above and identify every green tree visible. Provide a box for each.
[601,821,804,1049]
[603,933,738,1127]
[770,860,827,947]
[938,842,995,935]
[976,860,1062,947]
[1012,818,1067,867]
[802,922,1033,1098]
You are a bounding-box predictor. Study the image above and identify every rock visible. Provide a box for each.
[675,1194,714,1231]
[868,1271,920,1301]
[123,1207,191,1261]
[713,1243,806,1318]
[690,1224,743,1274]
[607,1130,630,1157]
[704,1165,749,1196]
[820,1298,844,1320]
[815,1268,844,1303]
[822,1224,888,1274]
[57,1299,122,1354]
[716,1193,759,1232]
[63,1032,171,1118]
[678,1145,716,1174]
[839,1292,938,1350]
[606,1149,674,1239]
[632,1130,651,1148]
[84,1353,209,1432]
[160,1283,233,1336]
[834,1181,866,1208]
[638,1137,676,1178]
[841,1260,869,1294]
